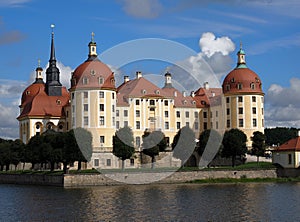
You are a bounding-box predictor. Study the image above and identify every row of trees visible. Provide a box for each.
[112,126,267,169]
[0,128,92,173]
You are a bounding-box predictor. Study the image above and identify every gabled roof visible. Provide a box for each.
[275,137,300,152]
[161,87,196,108]
[193,87,222,108]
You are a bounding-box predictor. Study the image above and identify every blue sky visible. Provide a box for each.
[1,0,300,139]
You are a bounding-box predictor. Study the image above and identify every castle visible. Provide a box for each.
[17,30,264,169]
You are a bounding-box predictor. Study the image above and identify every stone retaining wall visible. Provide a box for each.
[0,169,278,187]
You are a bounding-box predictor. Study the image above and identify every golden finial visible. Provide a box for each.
[38,58,41,67]
[50,24,55,34]
[240,41,243,50]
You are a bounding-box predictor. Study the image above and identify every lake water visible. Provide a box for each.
[0,182,300,221]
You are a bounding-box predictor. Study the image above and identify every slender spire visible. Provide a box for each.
[34,58,44,83]
[45,24,62,96]
[87,31,98,60]
[236,41,247,69]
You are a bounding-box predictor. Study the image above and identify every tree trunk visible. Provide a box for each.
[231,156,236,167]
[63,162,68,174]
[257,156,260,165]
[77,161,82,171]
[122,160,125,170]
[0,165,3,171]
[151,156,156,169]
[50,162,55,171]
[22,162,25,171]
[5,163,9,171]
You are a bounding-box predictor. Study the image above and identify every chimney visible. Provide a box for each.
[204,82,209,90]
[191,91,195,97]
[182,91,186,97]
[136,71,142,79]
[124,76,130,83]
[298,130,300,137]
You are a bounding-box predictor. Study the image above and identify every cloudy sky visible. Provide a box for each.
[1,0,300,139]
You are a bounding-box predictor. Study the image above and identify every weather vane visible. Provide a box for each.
[91,32,95,42]
[38,58,41,67]
[240,41,243,50]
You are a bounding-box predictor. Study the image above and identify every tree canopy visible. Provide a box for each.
[113,126,135,169]
[250,131,266,163]
[265,127,298,146]
[221,128,247,167]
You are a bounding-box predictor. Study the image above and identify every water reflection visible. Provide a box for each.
[1,183,300,221]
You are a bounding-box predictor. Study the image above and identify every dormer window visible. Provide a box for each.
[83,77,89,85]
[231,78,235,83]
[237,83,243,90]
[250,83,255,90]
[98,77,104,84]
[142,89,147,94]
[90,69,96,76]
[26,91,30,95]
[155,90,160,95]
[226,84,230,91]
[56,99,61,105]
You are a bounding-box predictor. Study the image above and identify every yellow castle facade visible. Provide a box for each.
[18,32,264,169]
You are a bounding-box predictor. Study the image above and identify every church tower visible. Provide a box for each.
[45,24,62,96]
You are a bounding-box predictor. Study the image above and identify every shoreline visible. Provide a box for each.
[0,169,280,187]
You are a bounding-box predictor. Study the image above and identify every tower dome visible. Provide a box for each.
[70,33,115,90]
[222,45,263,95]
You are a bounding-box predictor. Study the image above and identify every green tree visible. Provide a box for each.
[0,141,11,171]
[142,130,167,169]
[25,135,44,169]
[265,127,298,146]
[250,131,266,164]
[221,128,247,167]
[72,128,93,171]
[9,139,25,170]
[113,126,135,170]
[43,133,64,171]
[197,129,222,167]
[172,126,196,166]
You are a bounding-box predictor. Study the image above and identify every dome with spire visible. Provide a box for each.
[70,32,116,91]
[222,45,263,95]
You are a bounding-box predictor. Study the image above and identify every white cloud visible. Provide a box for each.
[0,0,31,7]
[265,78,300,127]
[120,0,163,18]
[166,32,235,91]
[199,32,235,58]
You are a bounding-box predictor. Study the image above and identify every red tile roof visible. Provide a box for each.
[17,83,70,120]
[275,137,300,152]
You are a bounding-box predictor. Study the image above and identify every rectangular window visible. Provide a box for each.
[176,122,181,129]
[112,117,115,126]
[98,77,104,84]
[164,100,168,106]
[186,122,189,127]
[106,159,111,166]
[186,111,189,118]
[112,105,115,112]
[116,121,119,129]
[288,154,292,165]
[84,116,88,126]
[194,112,198,118]
[203,122,207,130]
[136,110,140,117]
[252,96,256,102]
[252,107,257,114]
[99,116,104,125]
[84,104,88,112]
[262,108,264,115]
[116,110,119,117]
[216,121,219,129]
[99,91,104,98]
[194,122,199,130]
[227,119,230,128]
[165,122,169,130]
[136,99,140,105]
[150,100,155,105]
[176,111,180,118]
[124,121,128,127]
[72,105,75,113]
[239,119,244,127]
[238,108,243,114]
[203,112,207,118]
[100,136,105,143]
[83,78,88,85]
[216,111,218,117]
[130,159,134,166]
[71,93,74,100]
[226,97,230,103]
[253,118,257,127]
[112,92,115,99]
[99,104,104,112]
[94,159,99,167]
[227,108,230,115]
[136,121,140,129]
[238,96,243,102]
[83,91,88,98]
[165,111,169,118]
[124,110,128,117]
